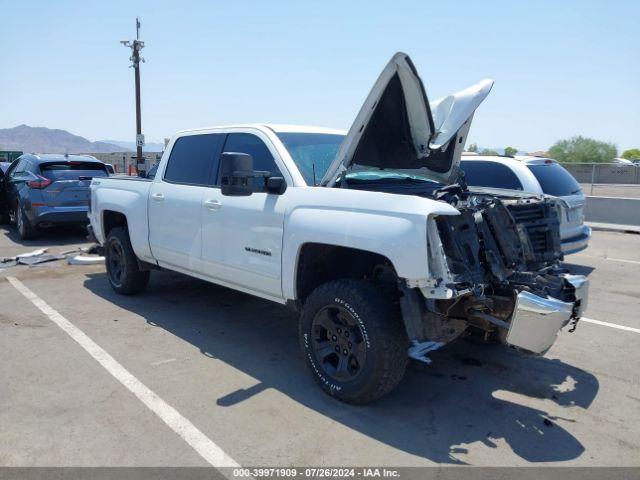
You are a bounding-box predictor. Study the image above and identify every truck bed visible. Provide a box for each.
[89,176,154,261]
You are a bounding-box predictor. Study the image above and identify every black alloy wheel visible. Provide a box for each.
[107,240,125,288]
[311,304,367,382]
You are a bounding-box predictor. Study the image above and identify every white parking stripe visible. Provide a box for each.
[7,276,240,468]
[580,317,640,334]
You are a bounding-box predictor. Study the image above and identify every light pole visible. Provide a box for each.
[121,17,145,174]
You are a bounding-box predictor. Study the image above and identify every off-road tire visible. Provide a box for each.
[299,279,408,404]
[15,203,36,240]
[105,226,150,295]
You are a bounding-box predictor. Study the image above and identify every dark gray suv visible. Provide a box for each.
[2,154,108,239]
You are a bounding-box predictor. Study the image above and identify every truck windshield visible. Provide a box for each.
[276,133,345,185]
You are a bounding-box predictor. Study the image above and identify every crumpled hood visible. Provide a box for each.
[429,79,494,150]
[322,52,493,186]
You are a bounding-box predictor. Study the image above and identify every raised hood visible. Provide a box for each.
[322,52,493,186]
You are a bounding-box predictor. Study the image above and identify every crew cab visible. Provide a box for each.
[90,53,588,404]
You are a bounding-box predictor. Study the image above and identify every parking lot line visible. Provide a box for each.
[6,276,240,469]
[580,317,640,334]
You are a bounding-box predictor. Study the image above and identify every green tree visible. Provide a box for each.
[621,148,640,160]
[480,149,499,156]
[548,136,617,163]
[467,143,478,152]
[504,146,518,157]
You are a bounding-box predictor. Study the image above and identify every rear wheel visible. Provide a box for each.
[105,227,150,295]
[300,279,408,404]
[15,203,35,240]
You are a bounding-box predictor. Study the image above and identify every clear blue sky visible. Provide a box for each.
[1,0,638,152]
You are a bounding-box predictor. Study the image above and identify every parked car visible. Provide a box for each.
[2,154,109,239]
[89,52,588,404]
[460,155,590,254]
[613,157,634,165]
[0,161,12,223]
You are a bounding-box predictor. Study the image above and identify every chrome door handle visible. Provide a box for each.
[204,199,222,211]
[151,192,164,201]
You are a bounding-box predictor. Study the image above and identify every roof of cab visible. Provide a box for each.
[175,123,347,136]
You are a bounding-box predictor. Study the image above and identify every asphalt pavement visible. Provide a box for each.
[1,225,639,467]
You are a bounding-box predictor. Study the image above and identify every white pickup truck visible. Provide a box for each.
[89,53,588,404]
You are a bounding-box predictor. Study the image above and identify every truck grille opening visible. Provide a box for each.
[505,200,562,268]
[508,203,546,223]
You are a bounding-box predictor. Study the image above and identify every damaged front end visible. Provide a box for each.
[402,190,588,360]
[324,51,588,360]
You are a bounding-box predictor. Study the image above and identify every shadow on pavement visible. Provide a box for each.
[84,270,598,465]
[0,225,89,249]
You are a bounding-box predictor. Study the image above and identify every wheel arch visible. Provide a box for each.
[102,210,129,238]
[293,242,398,304]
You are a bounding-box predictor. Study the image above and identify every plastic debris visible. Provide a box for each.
[15,248,48,259]
[19,254,66,266]
[0,244,105,269]
[1,248,51,268]
[67,255,105,265]
[0,258,18,269]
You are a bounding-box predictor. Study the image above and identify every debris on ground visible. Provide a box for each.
[67,254,105,265]
[0,258,19,269]
[18,254,66,266]
[0,245,104,269]
[15,248,48,259]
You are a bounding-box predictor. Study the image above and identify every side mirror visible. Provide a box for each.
[266,176,286,194]
[220,152,255,196]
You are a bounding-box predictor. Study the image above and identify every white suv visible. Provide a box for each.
[460,155,590,254]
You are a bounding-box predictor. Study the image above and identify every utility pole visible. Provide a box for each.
[121,18,145,174]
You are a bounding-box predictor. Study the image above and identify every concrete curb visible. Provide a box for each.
[586,222,640,235]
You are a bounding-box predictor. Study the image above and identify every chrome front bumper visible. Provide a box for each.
[505,274,589,354]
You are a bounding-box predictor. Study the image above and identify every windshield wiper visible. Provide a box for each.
[346,176,433,184]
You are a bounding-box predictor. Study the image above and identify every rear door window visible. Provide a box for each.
[220,133,283,192]
[526,163,581,196]
[460,160,524,190]
[39,162,108,180]
[164,134,224,186]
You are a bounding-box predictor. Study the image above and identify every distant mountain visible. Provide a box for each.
[0,125,125,154]
[101,139,165,152]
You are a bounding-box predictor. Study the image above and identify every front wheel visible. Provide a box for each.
[105,227,150,295]
[299,279,408,404]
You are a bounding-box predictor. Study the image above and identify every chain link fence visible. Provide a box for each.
[561,163,640,186]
